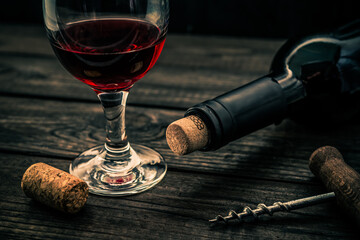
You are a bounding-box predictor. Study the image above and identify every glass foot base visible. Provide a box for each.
[69,144,167,196]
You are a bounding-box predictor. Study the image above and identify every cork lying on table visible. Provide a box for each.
[166,115,210,155]
[21,163,89,214]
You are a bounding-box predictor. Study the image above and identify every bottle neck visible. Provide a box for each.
[186,74,305,151]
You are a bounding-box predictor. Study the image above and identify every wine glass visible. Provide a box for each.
[43,0,169,196]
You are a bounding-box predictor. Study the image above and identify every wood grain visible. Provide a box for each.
[1,23,360,239]
[0,154,358,239]
[0,24,284,109]
[0,96,359,184]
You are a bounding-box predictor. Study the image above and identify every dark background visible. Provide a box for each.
[1,0,358,38]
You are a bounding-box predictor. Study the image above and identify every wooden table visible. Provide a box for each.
[0,23,359,239]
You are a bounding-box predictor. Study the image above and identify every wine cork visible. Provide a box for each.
[166,115,209,155]
[21,163,89,214]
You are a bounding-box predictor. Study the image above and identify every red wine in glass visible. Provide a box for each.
[50,18,165,91]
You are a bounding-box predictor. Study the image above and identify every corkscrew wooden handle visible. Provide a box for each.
[309,146,360,221]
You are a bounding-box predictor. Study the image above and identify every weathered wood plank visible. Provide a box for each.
[0,24,284,108]
[0,154,358,239]
[1,23,360,239]
[0,24,283,57]
[0,96,359,183]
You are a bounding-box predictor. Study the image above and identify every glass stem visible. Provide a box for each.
[98,91,129,152]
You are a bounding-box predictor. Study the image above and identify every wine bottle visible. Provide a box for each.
[166,20,360,155]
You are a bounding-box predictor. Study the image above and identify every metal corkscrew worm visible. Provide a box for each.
[209,192,336,225]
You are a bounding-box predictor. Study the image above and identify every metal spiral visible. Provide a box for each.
[209,203,279,224]
[257,203,274,216]
[209,192,336,225]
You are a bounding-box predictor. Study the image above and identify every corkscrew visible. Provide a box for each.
[210,146,360,226]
